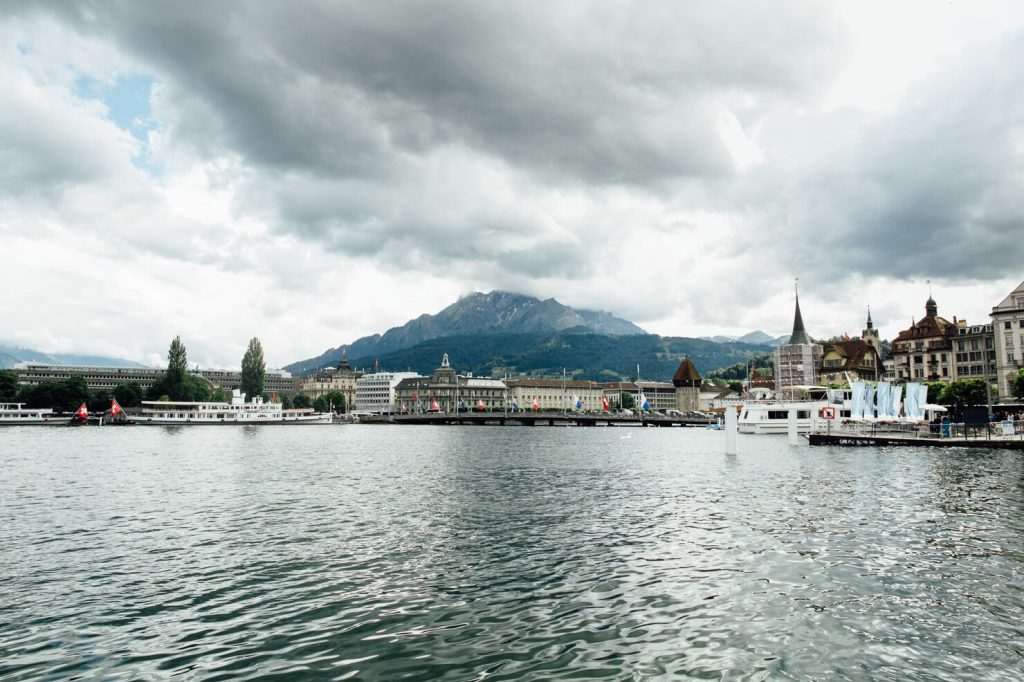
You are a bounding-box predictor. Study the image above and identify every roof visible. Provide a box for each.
[787,292,812,345]
[672,356,702,386]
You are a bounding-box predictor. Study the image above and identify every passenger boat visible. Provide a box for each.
[134,390,333,425]
[0,402,68,426]
[738,386,845,435]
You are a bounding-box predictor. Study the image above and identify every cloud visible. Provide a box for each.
[2,2,1023,366]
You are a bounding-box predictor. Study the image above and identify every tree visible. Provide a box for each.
[0,370,19,401]
[211,387,229,403]
[1013,369,1024,401]
[241,337,266,400]
[113,381,143,408]
[313,396,329,413]
[292,394,312,409]
[279,393,292,409]
[620,391,636,410]
[167,336,188,385]
[322,390,346,413]
[23,377,89,412]
[939,379,988,410]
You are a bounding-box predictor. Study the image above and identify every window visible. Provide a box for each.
[958,340,966,350]
[1006,321,1013,329]
[942,368,948,377]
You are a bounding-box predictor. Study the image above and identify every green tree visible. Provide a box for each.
[312,396,329,413]
[1013,369,1024,401]
[240,337,266,400]
[292,394,312,409]
[279,393,292,409]
[167,335,188,385]
[23,377,90,412]
[0,370,19,401]
[211,387,229,403]
[620,391,636,410]
[113,381,143,408]
[322,390,346,413]
[939,379,988,409]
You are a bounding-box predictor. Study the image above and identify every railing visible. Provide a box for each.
[811,419,1024,440]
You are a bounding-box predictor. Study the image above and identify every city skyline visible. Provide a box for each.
[3,2,1023,368]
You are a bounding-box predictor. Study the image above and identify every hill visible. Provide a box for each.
[286,291,646,375]
[345,331,772,382]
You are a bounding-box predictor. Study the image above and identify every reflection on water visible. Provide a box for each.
[1,426,1022,679]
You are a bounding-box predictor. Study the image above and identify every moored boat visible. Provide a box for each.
[134,389,333,425]
[0,402,69,426]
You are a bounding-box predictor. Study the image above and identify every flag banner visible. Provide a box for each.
[602,395,610,410]
[532,397,539,411]
[110,399,123,416]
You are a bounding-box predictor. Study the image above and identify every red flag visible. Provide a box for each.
[602,395,610,410]
[477,398,486,411]
[411,390,418,400]
[110,399,123,416]
[532,396,539,411]
[431,399,440,412]
[75,403,88,419]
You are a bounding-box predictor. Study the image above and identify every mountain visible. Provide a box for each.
[0,343,148,370]
[285,291,646,375]
[343,331,773,382]
[702,331,788,346]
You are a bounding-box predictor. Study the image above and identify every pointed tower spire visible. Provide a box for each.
[866,305,873,330]
[787,279,811,345]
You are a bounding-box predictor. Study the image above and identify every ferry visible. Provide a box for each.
[135,390,334,425]
[0,402,68,426]
[738,386,842,435]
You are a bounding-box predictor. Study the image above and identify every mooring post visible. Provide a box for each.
[725,406,738,455]
[788,408,799,445]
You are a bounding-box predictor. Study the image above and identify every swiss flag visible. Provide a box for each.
[532,396,539,411]
[110,399,123,416]
[602,395,610,410]
[75,403,88,418]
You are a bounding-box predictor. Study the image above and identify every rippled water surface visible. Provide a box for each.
[1,425,1022,680]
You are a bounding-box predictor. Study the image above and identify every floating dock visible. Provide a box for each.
[808,432,1024,450]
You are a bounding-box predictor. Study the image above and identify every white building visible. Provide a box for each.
[774,288,822,392]
[355,371,422,413]
[992,280,1024,402]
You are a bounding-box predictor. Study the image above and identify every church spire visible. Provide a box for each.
[787,280,811,345]
[866,305,873,330]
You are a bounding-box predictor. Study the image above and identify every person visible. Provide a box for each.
[940,416,951,439]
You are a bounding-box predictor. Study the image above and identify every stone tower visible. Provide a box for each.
[861,306,881,355]
[672,356,702,412]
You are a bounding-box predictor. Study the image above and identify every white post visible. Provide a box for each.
[725,407,738,455]
[788,408,799,445]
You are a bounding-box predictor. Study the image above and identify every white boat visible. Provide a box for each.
[134,390,333,425]
[0,402,68,426]
[738,386,847,435]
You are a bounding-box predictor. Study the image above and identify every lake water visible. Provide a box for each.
[1,425,1022,680]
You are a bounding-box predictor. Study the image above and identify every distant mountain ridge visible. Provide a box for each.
[342,331,773,383]
[702,331,788,346]
[285,291,646,375]
[0,343,148,370]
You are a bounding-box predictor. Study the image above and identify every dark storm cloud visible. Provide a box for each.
[39,0,845,184]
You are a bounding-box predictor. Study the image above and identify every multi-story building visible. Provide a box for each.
[819,314,882,385]
[298,354,363,411]
[890,297,956,382]
[13,362,298,395]
[506,378,605,411]
[355,370,422,413]
[950,323,996,384]
[991,280,1024,401]
[636,381,677,412]
[393,354,507,412]
[774,289,822,392]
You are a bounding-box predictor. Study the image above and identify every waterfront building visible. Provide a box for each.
[890,296,956,382]
[599,381,639,410]
[991,280,1024,401]
[949,323,996,385]
[774,287,822,392]
[298,354,363,411]
[636,381,678,412]
[392,354,506,412]
[13,362,298,395]
[699,383,739,411]
[819,339,881,384]
[505,378,605,411]
[355,370,422,414]
[671,356,701,412]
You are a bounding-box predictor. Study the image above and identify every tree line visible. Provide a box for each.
[0,335,349,413]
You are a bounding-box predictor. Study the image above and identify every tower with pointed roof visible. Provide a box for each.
[774,281,823,392]
[861,306,881,356]
[672,356,702,412]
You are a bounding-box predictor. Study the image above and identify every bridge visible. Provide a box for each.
[359,412,715,427]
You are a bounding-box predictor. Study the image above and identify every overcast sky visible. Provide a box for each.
[3,1,1023,369]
